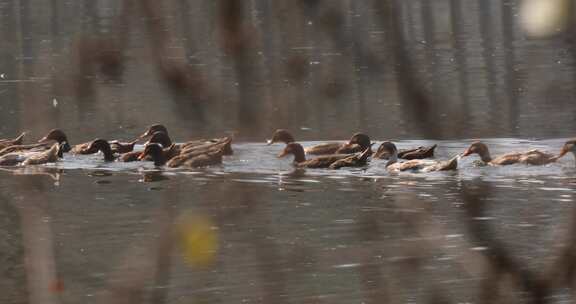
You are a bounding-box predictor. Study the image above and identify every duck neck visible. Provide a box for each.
[100,145,115,162]
[283,134,295,144]
[478,150,492,163]
[293,147,306,163]
[385,152,398,168]
[153,152,167,166]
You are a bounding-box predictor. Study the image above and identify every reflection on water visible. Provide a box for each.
[0,139,575,303]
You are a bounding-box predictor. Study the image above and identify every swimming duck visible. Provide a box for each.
[109,140,138,154]
[278,142,360,169]
[0,142,49,157]
[138,143,224,168]
[554,139,576,164]
[163,138,232,167]
[86,139,116,161]
[139,124,233,155]
[37,129,73,152]
[0,133,26,150]
[374,143,437,160]
[267,129,372,155]
[461,141,557,166]
[0,143,64,166]
[328,146,373,169]
[119,143,178,162]
[379,141,458,172]
[22,143,64,165]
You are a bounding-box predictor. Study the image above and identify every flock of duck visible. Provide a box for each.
[0,125,575,173]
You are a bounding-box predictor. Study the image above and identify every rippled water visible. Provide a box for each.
[1,139,575,303]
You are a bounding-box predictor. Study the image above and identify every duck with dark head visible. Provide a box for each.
[373,142,437,160]
[378,141,458,173]
[335,133,372,154]
[139,143,224,168]
[38,129,72,153]
[87,139,116,161]
[139,124,169,139]
[278,142,369,169]
[138,124,233,155]
[267,129,372,156]
[109,139,138,154]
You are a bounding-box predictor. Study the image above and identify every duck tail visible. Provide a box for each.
[221,137,233,155]
[440,155,459,171]
[358,146,372,163]
[13,132,26,145]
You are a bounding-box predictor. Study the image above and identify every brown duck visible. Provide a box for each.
[379,141,458,173]
[462,141,558,166]
[267,129,372,155]
[109,140,138,154]
[278,142,367,169]
[85,139,116,161]
[37,129,74,153]
[163,138,232,167]
[138,143,224,168]
[139,124,233,155]
[0,143,64,166]
[374,143,437,160]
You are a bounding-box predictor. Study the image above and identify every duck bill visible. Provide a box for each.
[266,139,274,145]
[37,136,50,143]
[138,130,152,139]
[137,152,147,161]
[462,148,473,157]
[277,150,289,158]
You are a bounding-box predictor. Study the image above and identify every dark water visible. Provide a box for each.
[1,139,576,303]
[2,0,576,302]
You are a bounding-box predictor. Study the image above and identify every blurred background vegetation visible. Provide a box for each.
[0,0,575,143]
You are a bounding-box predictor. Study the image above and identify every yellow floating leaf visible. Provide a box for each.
[178,214,218,267]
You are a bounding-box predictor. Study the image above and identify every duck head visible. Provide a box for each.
[378,141,399,166]
[88,139,115,161]
[145,131,173,148]
[38,129,71,152]
[139,124,168,139]
[138,143,166,166]
[558,139,576,162]
[462,141,492,163]
[277,142,306,163]
[267,129,295,145]
[348,133,371,149]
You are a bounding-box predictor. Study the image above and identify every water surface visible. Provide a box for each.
[1,138,575,303]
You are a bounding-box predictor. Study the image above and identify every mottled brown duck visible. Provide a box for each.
[138,143,224,168]
[379,141,458,173]
[278,142,364,169]
[374,143,437,160]
[461,141,558,166]
[139,124,233,155]
[267,129,372,155]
